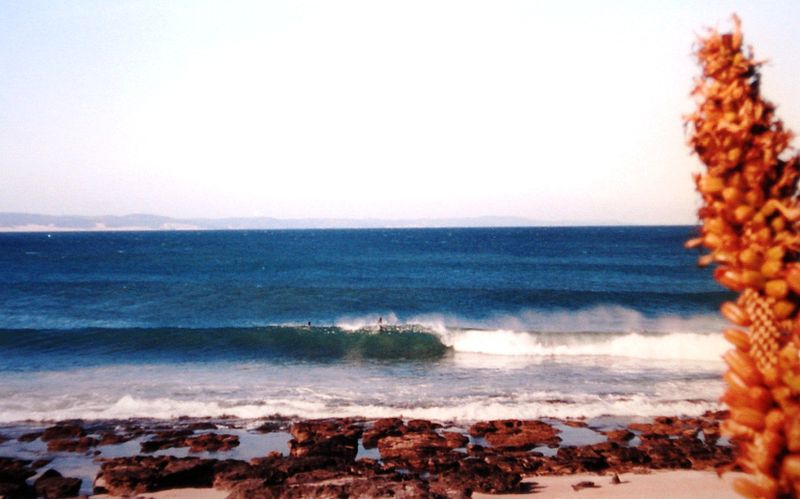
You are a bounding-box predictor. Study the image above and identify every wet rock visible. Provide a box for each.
[605,429,635,442]
[638,437,692,469]
[378,431,460,472]
[629,415,720,440]
[563,419,589,428]
[406,419,441,433]
[98,431,137,446]
[187,433,240,453]
[369,420,473,472]
[289,419,362,462]
[140,429,195,452]
[250,454,340,479]
[41,424,86,442]
[30,459,52,469]
[33,469,82,499]
[254,421,285,434]
[159,457,216,489]
[213,460,270,490]
[361,417,404,448]
[17,431,43,442]
[227,466,430,499]
[430,457,522,495]
[554,445,609,472]
[47,436,99,453]
[469,419,561,450]
[0,458,37,499]
[702,425,721,445]
[0,481,37,499]
[95,455,217,496]
[224,478,281,499]
[0,458,36,483]
[441,431,469,449]
[0,433,8,444]
[187,422,218,431]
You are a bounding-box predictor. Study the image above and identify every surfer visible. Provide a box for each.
[307,321,311,328]
[378,316,383,331]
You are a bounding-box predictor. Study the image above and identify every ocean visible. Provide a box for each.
[0,226,731,422]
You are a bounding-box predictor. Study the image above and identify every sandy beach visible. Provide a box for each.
[86,470,743,498]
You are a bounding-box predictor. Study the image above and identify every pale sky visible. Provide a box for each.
[1,1,798,224]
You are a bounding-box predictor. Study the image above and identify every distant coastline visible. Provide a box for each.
[0,212,630,232]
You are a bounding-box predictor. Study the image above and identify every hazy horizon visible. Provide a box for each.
[0,211,640,231]
[2,1,798,225]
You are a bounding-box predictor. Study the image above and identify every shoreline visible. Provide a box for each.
[0,411,738,498]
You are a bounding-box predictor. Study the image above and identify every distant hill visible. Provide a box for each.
[0,212,624,232]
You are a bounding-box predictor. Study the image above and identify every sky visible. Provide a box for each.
[1,1,799,225]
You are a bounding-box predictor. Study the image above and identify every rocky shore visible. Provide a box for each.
[0,411,735,498]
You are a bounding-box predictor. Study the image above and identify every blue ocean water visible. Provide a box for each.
[0,226,730,421]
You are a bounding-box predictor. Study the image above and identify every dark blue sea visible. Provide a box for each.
[0,226,730,421]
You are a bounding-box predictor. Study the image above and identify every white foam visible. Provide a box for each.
[440,330,727,361]
[0,392,723,423]
[334,308,728,361]
[336,312,401,331]
[406,307,725,335]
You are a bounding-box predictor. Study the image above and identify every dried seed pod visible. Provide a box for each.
[724,349,764,387]
[732,473,777,499]
[765,280,789,300]
[724,328,750,351]
[721,301,751,326]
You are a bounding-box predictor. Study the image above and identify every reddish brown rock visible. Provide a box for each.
[94,456,217,496]
[554,445,610,473]
[212,459,286,490]
[158,457,217,490]
[140,429,194,453]
[17,431,42,442]
[441,430,469,449]
[187,433,240,453]
[254,421,285,433]
[33,469,82,499]
[187,422,218,431]
[289,419,362,462]
[30,459,52,469]
[605,429,635,442]
[406,419,441,433]
[378,431,460,472]
[429,457,522,495]
[628,415,718,439]
[46,436,99,453]
[469,419,561,450]
[98,431,137,446]
[41,424,86,442]
[225,472,430,499]
[361,417,404,448]
[0,457,37,499]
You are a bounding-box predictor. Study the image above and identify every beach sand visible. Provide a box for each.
[87,470,744,498]
[477,470,743,498]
